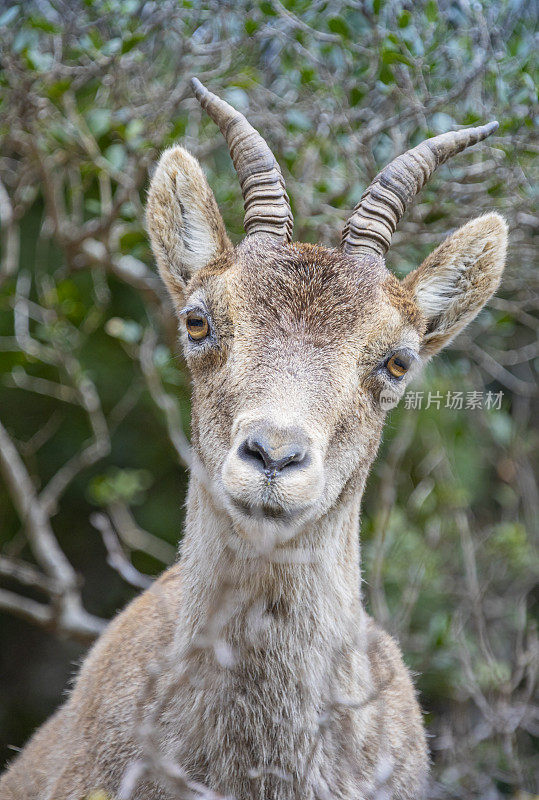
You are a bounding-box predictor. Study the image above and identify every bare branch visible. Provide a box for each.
[0,588,53,629]
[108,501,176,565]
[4,367,79,403]
[0,556,57,594]
[0,416,106,642]
[139,327,192,468]
[90,512,153,590]
[0,176,19,284]
[39,369,111,515]
[460,340,537,397]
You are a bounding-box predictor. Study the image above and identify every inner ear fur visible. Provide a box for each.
[146,146,231,306]
[403,213,508,358]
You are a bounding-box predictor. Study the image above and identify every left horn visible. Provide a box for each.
[191,78,293,242]
[341,122,499,257]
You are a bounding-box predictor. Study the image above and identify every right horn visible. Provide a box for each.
[341,122,499,257]
[191,77,293,242]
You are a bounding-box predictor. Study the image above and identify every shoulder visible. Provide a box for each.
[71,564,183,702]
[365,615,413,692]
[364,615,429,790]
[365,616,424,724]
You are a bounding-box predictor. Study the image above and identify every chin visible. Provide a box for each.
[224,494,319,551]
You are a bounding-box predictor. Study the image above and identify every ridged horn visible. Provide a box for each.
[341,121,499,257]
[191,77,293,242]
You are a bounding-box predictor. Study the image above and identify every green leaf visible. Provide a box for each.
[349,86,365,106]
[119,230,146,251]
[244,18,258,35]
[125,118,144,142]
[88,468,153,506]
[259,1,277,16]
[426,0,438,22]
[378,63,394,84]
[47,79,71,101]
[328,16,350,37]
[300,67,316,84]
[381,48,413,67]
[121,33,145,54]
[105,317,142,343]
[87,27,103,50]
[104,144,126,171]
[397,10,411,28]
[28,15,61,34]
[85,198,101,215]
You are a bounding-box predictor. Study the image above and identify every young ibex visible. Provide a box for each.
[0,79,507,800]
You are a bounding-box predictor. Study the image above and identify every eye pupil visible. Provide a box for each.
[186,312,209,341]
[387,353,410,379]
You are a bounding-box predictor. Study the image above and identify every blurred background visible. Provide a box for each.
[0,0,537,797]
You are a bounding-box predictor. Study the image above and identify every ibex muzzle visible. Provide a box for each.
[223,412,323,532]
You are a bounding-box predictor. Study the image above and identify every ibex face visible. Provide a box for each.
[147,79,507,545]
[185,237,421,542]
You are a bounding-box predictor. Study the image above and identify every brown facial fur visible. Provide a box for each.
[184,235,425,544]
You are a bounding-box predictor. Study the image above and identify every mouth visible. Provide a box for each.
[230,498,303,525]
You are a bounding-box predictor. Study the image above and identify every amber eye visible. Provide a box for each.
[386,353,410,380]
[185,311,210,342]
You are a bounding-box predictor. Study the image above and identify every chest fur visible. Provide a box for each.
[156,609,374,800]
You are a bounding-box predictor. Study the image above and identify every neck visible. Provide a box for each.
[168,470,375,797]
[177,470,368,647]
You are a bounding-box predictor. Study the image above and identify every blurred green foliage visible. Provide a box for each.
[0,1,537,797]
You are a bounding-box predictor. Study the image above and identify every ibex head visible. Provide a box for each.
[147,79,507,545]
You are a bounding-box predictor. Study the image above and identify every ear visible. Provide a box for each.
[403,213,508,358]
[146,146,231,306]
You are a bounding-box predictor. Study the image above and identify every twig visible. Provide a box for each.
[0,417,106,642]
[108,501,176,565]
[90,512,153,590]
[0,175,19,283]
[139,327,192,468]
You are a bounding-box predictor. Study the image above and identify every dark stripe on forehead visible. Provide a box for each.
[239,236,386,298]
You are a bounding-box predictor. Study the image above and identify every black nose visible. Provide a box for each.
[239,430,309,476]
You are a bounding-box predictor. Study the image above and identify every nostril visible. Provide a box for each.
[238,436,309,475]
[281,448,307,469]
[241,438,270,470]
